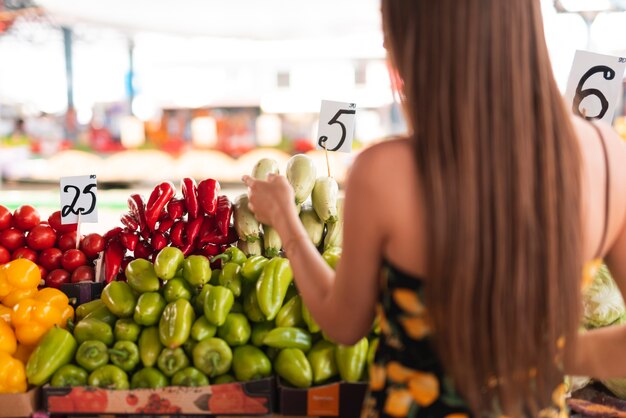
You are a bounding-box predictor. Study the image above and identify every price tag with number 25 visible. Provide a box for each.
[60,175,98,224]
[317,100,357,154]
[565,50,626,124]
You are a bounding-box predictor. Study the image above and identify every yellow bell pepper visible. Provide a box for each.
[11,288,74,346]
[0,351,27,393]
[0,259,41,307]
[13,344,34,364]
[0,318,16,355]
[0,305,12,325]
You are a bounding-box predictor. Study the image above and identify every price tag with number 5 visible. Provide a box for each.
[317,100,357,153]
[565,50,626,123]
[60,175,98,224]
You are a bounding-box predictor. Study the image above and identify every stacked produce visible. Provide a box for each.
[101,178,236,283]
[0,205,103,288]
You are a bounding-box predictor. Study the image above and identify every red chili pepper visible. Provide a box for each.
[151,231,168,252]
[157,215,175,233]
[134,241,152,260]
[198,216,216,246]
[120,213,139,231]
[140,228,151,240]
[215,195,232,236]
[119,230,139,252]
[128,194,148,232]
[104,238,125,283]
[197,179,220,215]
[121,256,133,273]
[185,217,204,248]
[103,227,123,244]
[197,244,221,258]
[166,198,186,221]
[181,178,200,219]
[145,182,175,231]
[170,221,185,247]
[179,243,194,257]
[203,226,238,246]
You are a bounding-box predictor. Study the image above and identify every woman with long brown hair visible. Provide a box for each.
[243,0,626,416]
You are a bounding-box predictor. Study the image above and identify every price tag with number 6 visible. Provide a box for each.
[565,50,626,124]
[60,175,98,224]
[317,100,357,154]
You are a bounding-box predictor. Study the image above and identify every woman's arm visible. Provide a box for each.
[243,149,386,344]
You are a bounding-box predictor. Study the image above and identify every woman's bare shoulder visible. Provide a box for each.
[351,137,417,179]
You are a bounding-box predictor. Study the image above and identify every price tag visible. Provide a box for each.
[60,175,98,224]
[565,50,626,123]
[316,100,357,153]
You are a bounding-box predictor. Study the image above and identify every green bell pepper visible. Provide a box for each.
[192,337,232,377]
[251,321,274,347]
[183,339,197,358]
[163,277,194,303]
[26,327,77,385]
[213,374,236,384]
[131,367,169,389]
[74,318,114,346]
[367,338,379,366]
[76,340,109,372]
[138,326,163,368]
[308,340,338,384]
[154,246,184,280]
[284,283,299,303]
[50,364,88,387]
[335,337,368,382]
[240,255,269,283]
[83,304,117,327]
[126,258,160,293]
[134,292,166,326]
[75,299,104,321]
[159,299,195,349]
[211,247,247,266]
[203,285,234,326]
[101,281,137,318]
[263,327,311,351]
[171,366,209,387]
[157,347,190,377]
[243,283,265,323]
[88,364,129,390]
[256,258,293,320]
[210,269,221,286]
[265,346,280,361]
[109,341,140,372]
[114,319,142,342]
[276,295,304,328]
[275,348,312,388]
[217,313,251,346]
[322,247,341,270]
[191,316,217,341]
[302,302,320,333]
[182,255,212,287]
[218,262,243,297]
[195,284,211,314]
[232,345,272,382]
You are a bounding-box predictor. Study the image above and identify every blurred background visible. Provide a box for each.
[1,0,626,232]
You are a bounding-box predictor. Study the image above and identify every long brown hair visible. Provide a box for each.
[381,0,582,415]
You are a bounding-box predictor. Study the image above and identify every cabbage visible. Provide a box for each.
[582,264,626,329]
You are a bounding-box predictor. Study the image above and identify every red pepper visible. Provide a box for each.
[145,182,175,231]
[103,227,123,244]
[215,195,232,236]
[197,179,220,215]
[185,217,204,248]
[157,215,175,233]
[181,178,200,219]
[170,221,185,247]
[128,194,148,232]
[197,244,221,258]
[121,256,133,273]
[151,231,168,252]
[167,198,186,220]
[120,213,139,231]
[104,238,125,283]
[119,230,139,251]
[180,243,194,257]
[134,241,152,260]
[198,216,216,245]
[140,228,151,240]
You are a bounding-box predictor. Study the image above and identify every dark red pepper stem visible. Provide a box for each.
[119,230,139,252]
[197,179,220,216]
[128,194,148,232]
[215,195,232,236]
[103,238,125,283]
[120,213,139,231]
[145,181,175,231]
[166,198,186,221]
[181,178,200,220]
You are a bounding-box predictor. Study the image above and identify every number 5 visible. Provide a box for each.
[318,109,356,152]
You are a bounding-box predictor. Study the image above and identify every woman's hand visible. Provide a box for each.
[242,174,296,229]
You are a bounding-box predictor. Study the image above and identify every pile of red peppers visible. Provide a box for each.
[103,178,236,283]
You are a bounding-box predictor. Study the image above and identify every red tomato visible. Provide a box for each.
[0,246,9,264]
[61,249,87,272]
[58,231,78,252]
[0,228,25,251]
[25,224,57,250]
[45,269,70,289]
[47,211,77,234]
[0,206,12,231]
[11,247,38,263]
[38,248,63,271]
[12,205,40,231]
[71,265,95,283]
[80,233,104,259]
